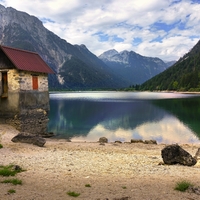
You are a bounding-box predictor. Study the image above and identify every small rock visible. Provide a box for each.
[149,156,158,159]
[144,140,157,144]
[12,165,22,171]
[99,137,108,143]
[113,197,130,200]
[158,162,165,165]
[130,139,144,143]
[115,141,122,143]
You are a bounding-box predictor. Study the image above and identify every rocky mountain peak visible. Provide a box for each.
[0,5,43,33]
[119,50,129,55]
[98,48,170,84]
[98,49,118,60]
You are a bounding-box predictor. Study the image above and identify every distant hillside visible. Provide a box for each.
[140,40,200,91]
[99,49,171,85]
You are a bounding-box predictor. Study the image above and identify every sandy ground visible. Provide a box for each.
[0,124,200,200]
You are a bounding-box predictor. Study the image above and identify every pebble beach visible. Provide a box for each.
[0,124,200,200]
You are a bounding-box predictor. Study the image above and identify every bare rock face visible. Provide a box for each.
[11,132,46,147]
[161,144,196,166]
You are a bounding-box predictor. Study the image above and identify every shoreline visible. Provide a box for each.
[1,124,200,200]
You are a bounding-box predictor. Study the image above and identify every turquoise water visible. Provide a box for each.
[48,91,200,144]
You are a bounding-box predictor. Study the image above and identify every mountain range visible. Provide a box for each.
[0,4,175,90]
[99,49,174,85]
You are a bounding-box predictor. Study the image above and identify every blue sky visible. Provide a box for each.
[1,0,200,61]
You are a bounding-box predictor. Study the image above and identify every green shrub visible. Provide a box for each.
[67,191,80,197]
[174,180,192,192]
[0,144,3,148]
[122,186,127,189]
[1,178,22,185]
[85,184,91,187]
[0,168,16,176]
[7,189,16,194]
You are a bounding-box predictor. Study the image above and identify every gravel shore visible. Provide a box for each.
[0,124,200,200]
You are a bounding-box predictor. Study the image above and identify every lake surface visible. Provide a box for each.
[48,91,200,144]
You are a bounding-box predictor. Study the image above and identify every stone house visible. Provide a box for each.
[0,45,54,135]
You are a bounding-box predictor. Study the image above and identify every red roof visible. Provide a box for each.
[0,45,54,74]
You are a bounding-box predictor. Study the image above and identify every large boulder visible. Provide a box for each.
[11,132,46,147]
[161,144,197,166]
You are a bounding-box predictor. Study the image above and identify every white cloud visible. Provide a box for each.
[134,116,200,144]
[1,0,200,61]
[71,116,200,144]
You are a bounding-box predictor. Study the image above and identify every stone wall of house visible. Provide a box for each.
[6,69,49,92]
[0,69,50,135]
[0,69,20,114]
[1,90,50,135]
[38,74,49,91]
[10,107,49,135]
[19,71,48,91]
[8,69,20,91]
[12,89,50,135]
[1,91,50,135]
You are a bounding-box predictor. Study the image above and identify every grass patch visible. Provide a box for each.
[0,144,3,149]
[1,178,22,185]
[122,186,127,189]
[0,168,16,176]
[7,189,16,194]
[174,180,192,192]
[85,184,91,187]
[67,191,80,197]
[0,165,24,177]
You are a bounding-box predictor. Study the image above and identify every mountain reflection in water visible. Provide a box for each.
[48,92,200,144]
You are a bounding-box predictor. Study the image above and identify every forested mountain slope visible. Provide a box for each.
[140,40,200,91]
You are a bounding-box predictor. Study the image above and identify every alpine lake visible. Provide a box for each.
[48,91,200,144]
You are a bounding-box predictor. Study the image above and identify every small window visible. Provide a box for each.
[32,76,38,90]
[1,72,8,98]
